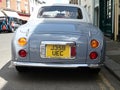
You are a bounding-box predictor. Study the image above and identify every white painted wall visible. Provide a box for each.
[29,0,43,15]
[80,0,94,24]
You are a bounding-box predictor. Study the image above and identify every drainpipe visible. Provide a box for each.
[111,0,115,33]
[112,0,114,36]
[78,0,80,5]
[114,0,119,41]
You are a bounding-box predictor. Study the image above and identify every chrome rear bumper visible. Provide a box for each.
[11,61,103,68]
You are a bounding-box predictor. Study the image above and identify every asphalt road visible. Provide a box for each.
[0,33,120,90]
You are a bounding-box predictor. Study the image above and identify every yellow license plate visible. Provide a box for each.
[46,45,70,59]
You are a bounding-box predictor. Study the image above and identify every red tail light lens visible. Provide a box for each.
[89,52,98,59]
[19,50,27,57]
[71,46,76,57]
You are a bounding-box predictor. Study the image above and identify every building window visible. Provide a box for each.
[25,3,28,13]
[17,1,21,11]
[84,5,87,9]
[6,0,10,8]
[88,6,91,18]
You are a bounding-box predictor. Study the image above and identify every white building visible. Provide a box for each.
[29,0,45,15]
[80,0,94,24]
[94,0,99,26]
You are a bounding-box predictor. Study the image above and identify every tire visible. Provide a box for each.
[90,68,101,74]
[15,66,29,72]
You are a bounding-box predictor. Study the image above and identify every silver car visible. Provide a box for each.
[11,4,105,73]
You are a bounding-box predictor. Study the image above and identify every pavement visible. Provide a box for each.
[105,37,120,81]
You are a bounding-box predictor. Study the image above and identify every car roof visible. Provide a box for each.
[29,4,91,23]
[36,3,84,10]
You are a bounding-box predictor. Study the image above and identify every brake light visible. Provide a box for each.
[19,50,27,57]
[18,37,27,46]
[71,46,76,57]
[89,52,98,59]
[91,39,99,48]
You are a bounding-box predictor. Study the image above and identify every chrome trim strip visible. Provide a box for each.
[41,41,75,45]
[11,61,103,68]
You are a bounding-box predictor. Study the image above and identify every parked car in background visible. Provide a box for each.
[0,16,23,33]
[13,18,23,30]
[0,10,24,33]
[11,4,105,73]
[0,16,15,32]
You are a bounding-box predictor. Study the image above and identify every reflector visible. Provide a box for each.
[71,46,76,57]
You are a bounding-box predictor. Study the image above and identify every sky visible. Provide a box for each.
[43,0,69,4]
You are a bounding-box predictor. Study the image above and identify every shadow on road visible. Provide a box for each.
[0,61,99,81]
[0,61,100,90]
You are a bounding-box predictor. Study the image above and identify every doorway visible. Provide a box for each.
[99,0,113,39]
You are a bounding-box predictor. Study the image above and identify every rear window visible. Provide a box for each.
[37,6,83,19]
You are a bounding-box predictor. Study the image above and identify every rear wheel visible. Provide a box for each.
[15,66,29,72]
[90,68,101,74]
[79,68,101,74]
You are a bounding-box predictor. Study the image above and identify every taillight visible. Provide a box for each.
[90,39,99,48]
[71,46,76,57]
[89,52,98,59]
[19,50,27,57]
[18,37,27,46]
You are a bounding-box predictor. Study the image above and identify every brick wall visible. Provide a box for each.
[0,0,29,14]
[0,0,6,9]
[10,0,16,11]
